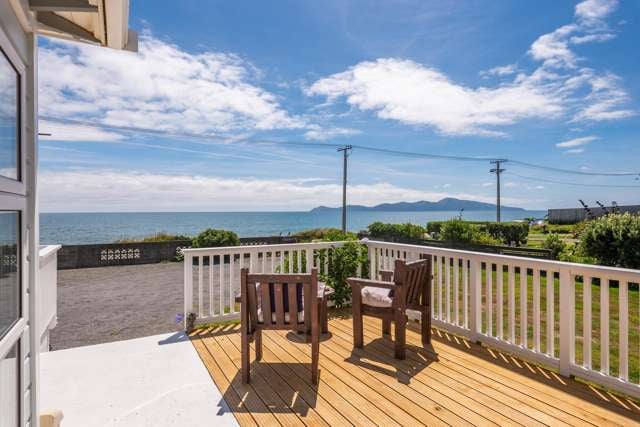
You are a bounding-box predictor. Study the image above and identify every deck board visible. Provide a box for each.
[191,316,640,426]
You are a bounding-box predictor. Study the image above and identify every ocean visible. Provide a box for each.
[40,210,546,245]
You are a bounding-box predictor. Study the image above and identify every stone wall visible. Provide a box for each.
[57,236,300,269]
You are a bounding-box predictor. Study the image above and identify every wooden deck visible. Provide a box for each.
[190,315,640,426]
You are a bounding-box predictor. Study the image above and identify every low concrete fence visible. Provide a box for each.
[57,236,301,269]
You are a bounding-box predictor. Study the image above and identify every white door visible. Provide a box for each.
[0,20,29,427]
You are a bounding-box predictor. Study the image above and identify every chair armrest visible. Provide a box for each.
[347,277,396,290]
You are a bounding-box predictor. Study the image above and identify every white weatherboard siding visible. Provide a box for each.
[40,332,238,427]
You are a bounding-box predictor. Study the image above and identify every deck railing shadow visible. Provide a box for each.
[408,323,640,417]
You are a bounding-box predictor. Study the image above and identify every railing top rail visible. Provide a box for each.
[39,244,62,263]
[365,239,640,278]
[182,240,347,255]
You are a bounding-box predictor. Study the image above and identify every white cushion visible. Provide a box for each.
[361,286,393,307]
[257,308,305,324]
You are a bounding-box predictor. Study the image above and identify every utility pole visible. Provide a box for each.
[338,145,353,233]
[490,159,507,222]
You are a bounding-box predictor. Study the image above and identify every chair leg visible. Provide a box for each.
[241,330,250,384]
[255,329,263,361]
[382,318,391,336]
[421,308,431,346]
[394,311,406,360]
[353,309,364,348]
[311,325,320,385]
[321,300,329,334]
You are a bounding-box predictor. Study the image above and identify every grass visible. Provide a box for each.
[432,261,640,384]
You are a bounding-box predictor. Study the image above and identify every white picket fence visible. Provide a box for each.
[183,241,344,323]
[184,239,640,399]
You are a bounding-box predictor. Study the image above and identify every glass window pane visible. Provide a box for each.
[0,49,19,181]
[0,341,20,427]
[0,212,19,339]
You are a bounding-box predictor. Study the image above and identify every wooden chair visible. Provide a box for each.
[347,258,432,360]
[240,268,320,384]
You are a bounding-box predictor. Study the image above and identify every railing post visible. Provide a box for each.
[184,252,193,330]
[559,267,574,376]
[469,258,482,342]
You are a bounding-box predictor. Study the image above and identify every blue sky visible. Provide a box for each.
[38,0,640,212]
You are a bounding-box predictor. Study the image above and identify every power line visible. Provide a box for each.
[509,160,638,177]
[505,172,640,189]
[40,115,640,178]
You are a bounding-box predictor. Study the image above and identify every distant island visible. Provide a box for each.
[310,197,525,213]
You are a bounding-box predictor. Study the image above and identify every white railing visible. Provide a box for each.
[367,239,640,400]
[183,238,640,399]
[38,245,61,352]
[183,241,345,325]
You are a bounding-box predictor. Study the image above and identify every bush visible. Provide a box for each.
[294,228,357,242]
[192,228,240,248]
[485,222,529,246]
[367,222,426,242]
[440,219,476,243]
[115,232,192,243]
[320,241,369,307]
[542,233,565,260]
[579,213,640,269]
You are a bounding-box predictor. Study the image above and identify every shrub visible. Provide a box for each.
[485,222,529,246]
[440,219,476,243]
[367,222,426,242]
[115,232,192,243]
[192,228,240,248]
[542,233,565,260]
[579,213,640,269]
[320,241,369,307]
[294,228,357,242]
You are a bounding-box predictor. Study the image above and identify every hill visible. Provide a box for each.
[310,197,525,213]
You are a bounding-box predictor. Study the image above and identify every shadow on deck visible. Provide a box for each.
[190,314,640,426]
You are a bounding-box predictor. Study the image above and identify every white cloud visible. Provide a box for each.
[307,58,563,136]
[529,24,578,67]
[304,126,361,141]
[575,0,618,21]
[570,33,615,44]
[480,64,517,78]
[39,170,503,212]
[308,0,632,136]
[555,135,598,148]
[39,33,307,139]
[480,182,493,187]
[39,120,124,142]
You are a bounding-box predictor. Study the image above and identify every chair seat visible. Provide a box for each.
[361,286,393,307]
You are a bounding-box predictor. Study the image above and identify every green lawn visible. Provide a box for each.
[432,261,640,384]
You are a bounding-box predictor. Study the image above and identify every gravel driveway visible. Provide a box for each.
[51,262,187,350]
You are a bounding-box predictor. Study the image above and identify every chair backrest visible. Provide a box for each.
[394,258,431,308]
[241,268,318,332]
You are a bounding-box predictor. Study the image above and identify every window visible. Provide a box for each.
[0,212,19,339]
[0,48,19,181]
[0,341,19,427]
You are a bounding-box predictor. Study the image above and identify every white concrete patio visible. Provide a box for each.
[40,332,237,427]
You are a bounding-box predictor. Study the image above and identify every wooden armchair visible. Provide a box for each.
[347,259,432,360]
[240,268,320,384]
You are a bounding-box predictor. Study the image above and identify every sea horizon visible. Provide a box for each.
[41,209,547,245]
